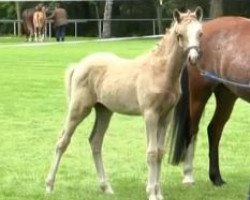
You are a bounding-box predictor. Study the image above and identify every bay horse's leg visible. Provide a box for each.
[183,74,213,184]
[45,88,94,193]
[144,110,160,200]
[208,85,237,186]
[89,103,114,194]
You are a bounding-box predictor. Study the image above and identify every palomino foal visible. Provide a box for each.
[45,8,203,200]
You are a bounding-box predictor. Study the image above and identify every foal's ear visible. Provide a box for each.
[194,6,203,21]
[173,9,181,23]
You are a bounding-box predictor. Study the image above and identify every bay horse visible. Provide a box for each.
[169,16,250,186]
[45,7,203,200]
[33,5,47,42]
[22,7,35,42]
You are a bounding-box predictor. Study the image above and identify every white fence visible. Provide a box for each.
[0,18,172,38]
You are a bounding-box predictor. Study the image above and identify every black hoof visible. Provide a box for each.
[211,178,226,186]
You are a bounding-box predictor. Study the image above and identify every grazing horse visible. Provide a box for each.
[169,17,250,186]
[22,7,35,42]
[45,7,203,200]
[33,6,46,42]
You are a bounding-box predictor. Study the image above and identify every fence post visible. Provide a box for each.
[98,19,102,38]
[152,20,156,35]
[74,21,77,37]
[13,21,16,36]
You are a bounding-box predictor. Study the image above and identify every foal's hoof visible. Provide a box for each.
[157,194,164,200]
[100,183,114,194]
[45,179,54,193]
[148,194,158,200]
[182,175,195,185]
[45,185,53,194]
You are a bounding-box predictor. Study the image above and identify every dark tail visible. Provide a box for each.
[169,66,192,165]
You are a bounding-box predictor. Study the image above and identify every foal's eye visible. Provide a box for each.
[177,33,183,40]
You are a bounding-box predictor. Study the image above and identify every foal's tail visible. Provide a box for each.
[65,65,75,101]
[169,66,192,165]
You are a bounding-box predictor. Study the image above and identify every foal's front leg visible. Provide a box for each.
[144,110,161,200]
[155,113,171,200]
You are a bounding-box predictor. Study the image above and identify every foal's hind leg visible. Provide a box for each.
[46,89,94,193]
[89,103,113,194]
[208,86,236,186]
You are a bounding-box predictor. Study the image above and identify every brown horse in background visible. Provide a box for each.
[170,17,250,186]
[45,8,203,200]
[22,7,35,42]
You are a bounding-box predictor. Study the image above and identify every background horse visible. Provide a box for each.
[22,4,47,42]
[22,7,35,42]
[33,6,47,42]
[170,16,250,186]
[45,8,203,200]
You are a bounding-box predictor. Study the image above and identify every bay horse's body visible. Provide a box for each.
[170,17,250,186]
[22,8,35,42]
[45,8,203,200]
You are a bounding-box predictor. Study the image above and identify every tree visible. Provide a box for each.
[209,0,223,18]
[15,2,22,36]
[102,0,113,38]
[154,0,163,34]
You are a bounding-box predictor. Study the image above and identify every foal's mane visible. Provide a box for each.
[152,22,178,56]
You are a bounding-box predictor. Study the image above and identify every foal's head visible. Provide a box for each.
[173,7,203,65]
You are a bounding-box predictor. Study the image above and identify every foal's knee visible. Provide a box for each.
[147,151,158,164]
[157,148,165,162]
[56,135,71,153]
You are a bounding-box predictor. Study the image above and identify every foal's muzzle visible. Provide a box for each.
[185,46,202,65]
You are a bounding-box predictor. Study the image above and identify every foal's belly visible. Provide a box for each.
[98,92,141,115]
[97,82,141,115]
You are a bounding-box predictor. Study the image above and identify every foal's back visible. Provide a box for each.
[72,52,148,115]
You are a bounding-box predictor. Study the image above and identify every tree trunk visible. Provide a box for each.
[15,2,22,36]
[102,0,113,38]
[154,0,163,34]
[210,0,223,18]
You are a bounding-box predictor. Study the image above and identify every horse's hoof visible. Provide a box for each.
[45,179,54,193]
[182,175,195,185]
[157,194,164,200]
[45,185,53,194]
[104,187,114,195]
[100,182,114,194]
[212,178,226,186]
[148,194,158,200]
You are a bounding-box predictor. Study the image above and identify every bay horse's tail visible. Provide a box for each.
[247,183,250,200]
[169,66,192,165]
[65,65,75,101]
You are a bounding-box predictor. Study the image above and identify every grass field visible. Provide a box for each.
[0,36,249,200]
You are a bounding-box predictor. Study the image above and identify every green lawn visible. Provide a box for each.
[0,37,249,200]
